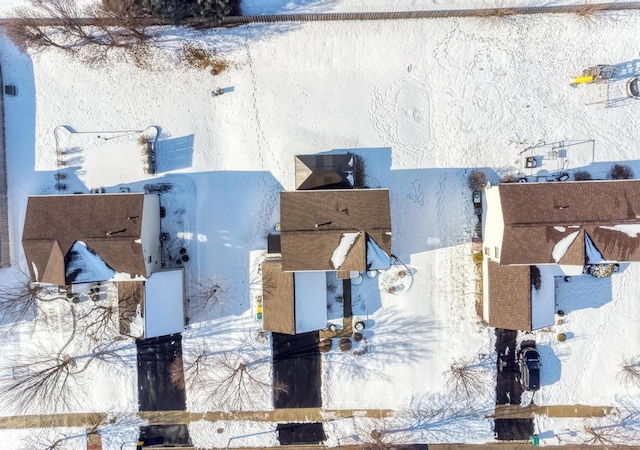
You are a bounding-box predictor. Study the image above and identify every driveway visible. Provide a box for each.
[494,329,533,441]
[137,333,186,411]
[272,331,321,408]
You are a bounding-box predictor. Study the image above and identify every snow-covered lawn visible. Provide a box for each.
[1,0,640,448]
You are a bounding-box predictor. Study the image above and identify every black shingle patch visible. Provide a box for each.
[277,423,325,445]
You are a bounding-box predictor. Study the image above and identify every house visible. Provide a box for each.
[22,193,161,285]
[294,153,356,190]
[481,179,640,330]
[262,188,392,335]
[22,193,184,338]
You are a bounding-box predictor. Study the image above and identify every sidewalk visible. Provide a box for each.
[491,404,614,419]
[0,408,395,429]
[0,404,615,429]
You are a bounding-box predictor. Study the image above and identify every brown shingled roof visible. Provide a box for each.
[498,180,640,265]
[280,189,391,272]
[118,281,144,337]
[22,194,148,285]
[487,262,532,331]
[261,259,296,334]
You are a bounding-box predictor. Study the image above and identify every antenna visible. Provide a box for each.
[106,228,127,236]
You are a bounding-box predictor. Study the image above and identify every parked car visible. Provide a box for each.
[519,346,541,391]
[628,77,640,99]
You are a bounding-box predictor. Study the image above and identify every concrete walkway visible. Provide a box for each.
[0,408,395,429]
[492,404,614,419]
[0,404,616,429]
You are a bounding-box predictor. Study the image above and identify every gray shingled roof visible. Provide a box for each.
[280,189,392,272]
[498,180,640,265]
[22,194,148,285]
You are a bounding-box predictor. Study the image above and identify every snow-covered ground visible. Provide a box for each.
[0,0,640,448]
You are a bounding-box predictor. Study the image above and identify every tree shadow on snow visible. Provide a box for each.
[323,308,438,381]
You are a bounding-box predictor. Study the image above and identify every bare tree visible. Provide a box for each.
[5,0,157,67]
[443,355,493,403]
[209,352,282,410]
[75,302,118,342]
[187,274,230,318]
[183,344,286,411]
[0,270,67,333]
[21,431,76,450]
[169,354,185,390]
[580,424,622,446]
[467,170,487,191]
[619,357,640,388]
[1,338,130,414]
[182,342,210,391]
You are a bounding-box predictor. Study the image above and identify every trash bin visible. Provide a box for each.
[530,435,540,446]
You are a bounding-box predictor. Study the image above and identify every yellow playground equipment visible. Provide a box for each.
[572,64,616,85]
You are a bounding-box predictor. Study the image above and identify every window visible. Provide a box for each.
[484,247,489,255]
[494,247,500,259]
[147,255,152,263]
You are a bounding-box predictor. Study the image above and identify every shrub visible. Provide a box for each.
[339,337,352,352]
[353,332,363,342]
[179,43,229,75]
[142,0,238,24]
[573,170,592,181]
[501,174,518,183]
[473,252,483,264]
[609,164,634,180]
[557,333,567,342]
[319,339,332,353]
[467,170,487,190]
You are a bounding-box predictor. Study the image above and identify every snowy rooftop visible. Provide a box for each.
[2,0,640,448]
